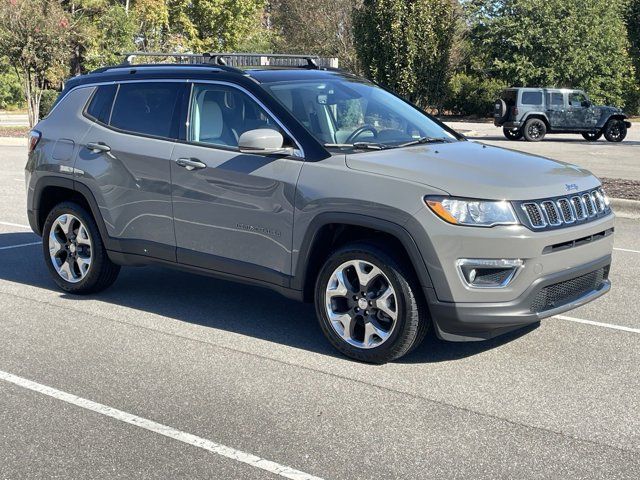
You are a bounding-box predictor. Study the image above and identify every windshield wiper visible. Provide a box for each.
[396,136,449,148]
[324,142,388,151]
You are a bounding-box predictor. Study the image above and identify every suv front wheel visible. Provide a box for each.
[42,202,120,294]
[315,242,429,363]
[603,119,627,142]
[523,118,547,142]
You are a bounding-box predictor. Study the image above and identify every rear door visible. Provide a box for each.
[76,81,186,261]
[545,91,566,128]
[170,82,304,285]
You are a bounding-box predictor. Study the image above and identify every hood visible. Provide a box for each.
[345,141,600,200]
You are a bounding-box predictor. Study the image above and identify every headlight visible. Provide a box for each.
[425,196,519,227]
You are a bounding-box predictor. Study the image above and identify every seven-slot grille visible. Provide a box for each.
[519,188,609,229]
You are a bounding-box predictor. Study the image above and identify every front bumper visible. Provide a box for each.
[426,255,611,341]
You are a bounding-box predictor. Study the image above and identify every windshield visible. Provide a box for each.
[263,77,459,149]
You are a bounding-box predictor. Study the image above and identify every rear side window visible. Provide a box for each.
[547,92,564,106]
[110,83,183,139]
[521,91,543,105]
[85,85,117,124]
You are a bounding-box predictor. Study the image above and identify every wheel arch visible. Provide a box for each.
[522,112,550,129]
[597,113,628,129]
[32,177,109,246]
[293,212,434,303]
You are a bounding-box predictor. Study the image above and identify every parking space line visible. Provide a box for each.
[613,247,640,254]
[0,369,324,480]
[0,241,41,251]
[555,315,640,334]
[0,221,31,229]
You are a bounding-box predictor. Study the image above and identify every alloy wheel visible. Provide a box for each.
[324,260,398,349]
[48,213,93,283]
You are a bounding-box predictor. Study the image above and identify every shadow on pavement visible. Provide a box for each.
[0,231,533,363]
[469,135,640,147]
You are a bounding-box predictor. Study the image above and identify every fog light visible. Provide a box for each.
[456,259,523,288]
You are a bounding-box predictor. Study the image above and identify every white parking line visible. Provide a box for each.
[555,315,640,334]
[0,369,324,480]
[0,241,41,251]
[613,247,640,254]
[0,221,30,229]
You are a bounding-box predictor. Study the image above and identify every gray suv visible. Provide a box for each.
[495,87,631,142]
[26,54,614,363]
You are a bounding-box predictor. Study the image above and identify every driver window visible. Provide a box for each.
[188,84,284,148]
[569,92,587,108]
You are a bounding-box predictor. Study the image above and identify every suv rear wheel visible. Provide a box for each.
[315,242,429,363]
[503,128,523,140]
[603,119,627,142]
[523,118,547,142]
[43,202,120,294]
[582,131,602,141]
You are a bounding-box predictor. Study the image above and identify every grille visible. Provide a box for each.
[519,188,609,229]
[557,198,574,223]
[530,265,610,313]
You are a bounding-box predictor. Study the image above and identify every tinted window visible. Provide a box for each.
[85,85,117,124]
[189,83,284,148]
[521,91,543,105]
[501,90,518,105]
[110,83,182,138]
[547,92,564,106]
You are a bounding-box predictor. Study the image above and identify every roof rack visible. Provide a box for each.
[120,52,321,69]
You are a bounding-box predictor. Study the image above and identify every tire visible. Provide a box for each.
[603,119,627,142]
[523,118,547,142]
[494,99,508,123]
[314,241,429,364]
[503,127,523,140]
[582,131,602,141]
[42,201,120,294]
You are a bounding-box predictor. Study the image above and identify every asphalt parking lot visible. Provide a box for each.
[0,141,639,479]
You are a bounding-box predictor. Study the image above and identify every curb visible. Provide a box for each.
[610,198,640,219]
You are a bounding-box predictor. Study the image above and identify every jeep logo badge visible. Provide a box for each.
[565,183,579,192]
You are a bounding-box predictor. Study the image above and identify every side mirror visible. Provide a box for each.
[238,129,297,156]
[581,100,592,108]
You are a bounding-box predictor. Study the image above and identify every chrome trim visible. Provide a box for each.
[541,200,562,226]
[455,258,524,289]
[556,198,575,224]
[521,202,547,228]
[571,195,587,220]
[582,193,596,217]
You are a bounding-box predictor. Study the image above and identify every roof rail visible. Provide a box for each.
[120,52,321,69]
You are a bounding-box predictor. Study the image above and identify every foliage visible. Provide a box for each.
[444,72,507,116]
[353,0,458,110]
[82,4,137,71]
[271,0,360,72]
[0,0,71,126]
[38,89,59,119]
[626,0,640,113]
[0,62,24,110]
[464,0,635,109]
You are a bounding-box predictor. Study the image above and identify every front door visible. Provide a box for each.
[566,91,595,129]
[170,82,304,285]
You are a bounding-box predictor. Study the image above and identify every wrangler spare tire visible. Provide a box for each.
[494,99,508,123]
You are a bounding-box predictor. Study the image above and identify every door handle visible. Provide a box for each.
[176,158,206,171]
[86,142,111,153]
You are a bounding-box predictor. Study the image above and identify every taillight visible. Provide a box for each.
[28,130,41,153]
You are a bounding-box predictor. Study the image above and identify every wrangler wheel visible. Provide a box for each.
[43,202,120,294]
[503,128,523,140]
[604,119,627,142]
[523,118,546,142]
[315,242,429,363]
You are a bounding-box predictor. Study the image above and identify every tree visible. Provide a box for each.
[353,0,458,110]
[466,0,635,108]
[626,0,640,113]
[0,0,71,126]
[271,0,361,72]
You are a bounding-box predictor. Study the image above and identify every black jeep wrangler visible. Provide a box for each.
[494,87,631,142]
